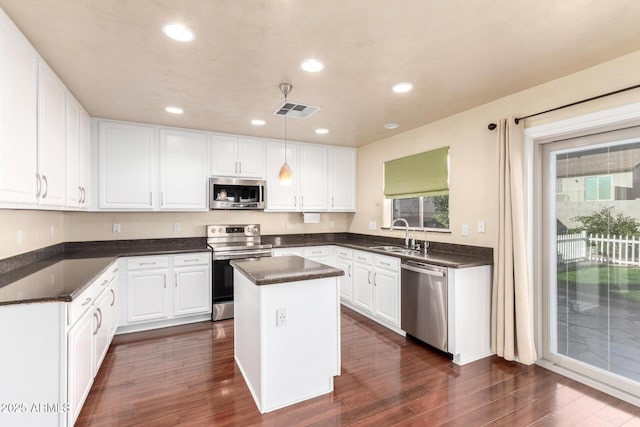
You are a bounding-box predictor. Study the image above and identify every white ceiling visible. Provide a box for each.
[2,0,640,147]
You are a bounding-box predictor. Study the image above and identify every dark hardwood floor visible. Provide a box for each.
[77,307,640,426]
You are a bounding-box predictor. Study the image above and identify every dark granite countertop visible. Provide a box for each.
[231,255,344,286]
[0,238,211,306]
[263,233,493,269]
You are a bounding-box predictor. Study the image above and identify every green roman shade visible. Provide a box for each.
[384,146,449,199]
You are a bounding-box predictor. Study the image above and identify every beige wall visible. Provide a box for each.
[0,210,64,259]
[63,211,349,242]
[350,49,640,248]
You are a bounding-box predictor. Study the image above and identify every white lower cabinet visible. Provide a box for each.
[68,301,94,425]
[127,268,170,323]
[93,285,112,372]
[119,252,211,333]
[340,249,403,334]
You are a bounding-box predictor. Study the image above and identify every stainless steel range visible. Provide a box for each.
[207,224,272,321]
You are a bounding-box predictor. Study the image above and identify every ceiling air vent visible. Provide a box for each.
[273,101,320,119]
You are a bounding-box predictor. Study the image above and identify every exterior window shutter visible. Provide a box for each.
[384,146,449,199]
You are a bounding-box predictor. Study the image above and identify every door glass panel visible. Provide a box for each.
[551,133,640,385]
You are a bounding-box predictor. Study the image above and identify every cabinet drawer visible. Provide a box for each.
[68,284,94,327]
[127,256,169,270]
[304,247,330,257]
[353,251,373,265]
[174,253,210,267]
[94,265,118,296]
[336,247,352,260]
[374,255,399,271]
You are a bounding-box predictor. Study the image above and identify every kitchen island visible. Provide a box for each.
[231,255,343,414]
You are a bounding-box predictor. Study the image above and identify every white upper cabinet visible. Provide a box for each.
[211,134,265,178]
[299,144,327,211]
[66,95,82,208]
[0,10,38,205]
[79,108,91,207]
[98,121,156,210]
[159,128,208,210]
[37,60,67,207]
[328,147,356,211]
[265,140,299,210]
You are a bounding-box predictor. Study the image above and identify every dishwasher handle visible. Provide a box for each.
[401,262,446,277]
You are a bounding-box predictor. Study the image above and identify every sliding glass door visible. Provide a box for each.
[543,126,640,395]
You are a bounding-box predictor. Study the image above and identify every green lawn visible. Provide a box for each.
[557,264,640,302]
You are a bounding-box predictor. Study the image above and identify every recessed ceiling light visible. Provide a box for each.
[384,123,399,129]
[251,119,266,126]
[301,58,325,73]
[392,82,413,93]
[165,106,184,114]
[162,23,194,42]
[315,128,329,134]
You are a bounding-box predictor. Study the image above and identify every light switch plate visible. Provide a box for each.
[173,223,181,232]
[477,220,486,233]
[368,221,377,230]
[461,224,469,236]
[112,223,121,233]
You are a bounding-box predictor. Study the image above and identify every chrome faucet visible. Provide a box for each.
[390,217,410,248]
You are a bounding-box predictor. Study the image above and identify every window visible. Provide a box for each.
[391,195,449,230]
[383,146,450,231]
[584,175,612,200]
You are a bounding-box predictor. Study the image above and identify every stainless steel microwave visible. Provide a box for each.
[209,177,266,210]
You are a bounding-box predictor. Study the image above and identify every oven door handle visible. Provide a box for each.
[213,250,272,260]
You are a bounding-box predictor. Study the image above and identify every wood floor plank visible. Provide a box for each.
[75,307,639,427]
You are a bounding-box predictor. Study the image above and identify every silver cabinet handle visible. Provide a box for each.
[373,273,377,286]
[96,307,103,329]
[301,196,304,207]
[238,162,242,175]
[175,273,178,287]
[112,268,119,273]
[35,173,41,197]
[331,196,334,207]
[41,175,48,198]
[81,297,92,307]
[93,312,99,335]
[161,192,164,206]
[149,192,153,205]
[78,186,83,203]
[100,279,108,287]
[380,261,391,267]
[139,262,157,266]
[182,259,199,263]
[81,187,86,203]
[110,288,115,306]
[348,265,351,277]
[164,275,167,288]
[311,251,322,255]
[235,161,238,174]
[293,196,297,207]
[367,271,371,284]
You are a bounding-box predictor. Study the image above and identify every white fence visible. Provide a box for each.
[557,232,640,266]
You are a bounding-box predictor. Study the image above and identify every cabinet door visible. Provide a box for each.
[66,95,82,208]
[211,134,238,176]
[159,128,208,210]
[94,287,111,373]
[299,144,327,211]
[0,13,38,204]
[127,270,169,322]
[353,262,374,312]
[38,60,67,207]
[67,307,94,425]
[174,265,211,316]
[98,121,156,209]
[374,269,399,326]
[337,258,353,302]
[78,108,91,208]
[265,141,299,210]
[237,137,265,178]
[328,148,356,211]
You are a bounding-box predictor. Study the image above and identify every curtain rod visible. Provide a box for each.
[487,83,640,130]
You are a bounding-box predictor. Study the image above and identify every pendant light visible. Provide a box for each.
[278,82,293,185]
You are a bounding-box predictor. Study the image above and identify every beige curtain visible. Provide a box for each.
[492,118,537,364]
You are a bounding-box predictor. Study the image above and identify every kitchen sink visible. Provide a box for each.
[369,245,405,251]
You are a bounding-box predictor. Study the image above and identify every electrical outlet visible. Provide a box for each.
[368,221,377,230]
[461,224,469,236]
[173,223,181,232]
[329,220,335,228]
[286,221,291,230]
[276,308,287,327]
[17,230,23,244]
[112,223,121,233]
[477,220,486,234]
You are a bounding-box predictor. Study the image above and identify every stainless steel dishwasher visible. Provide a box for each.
[400,261,448,352]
